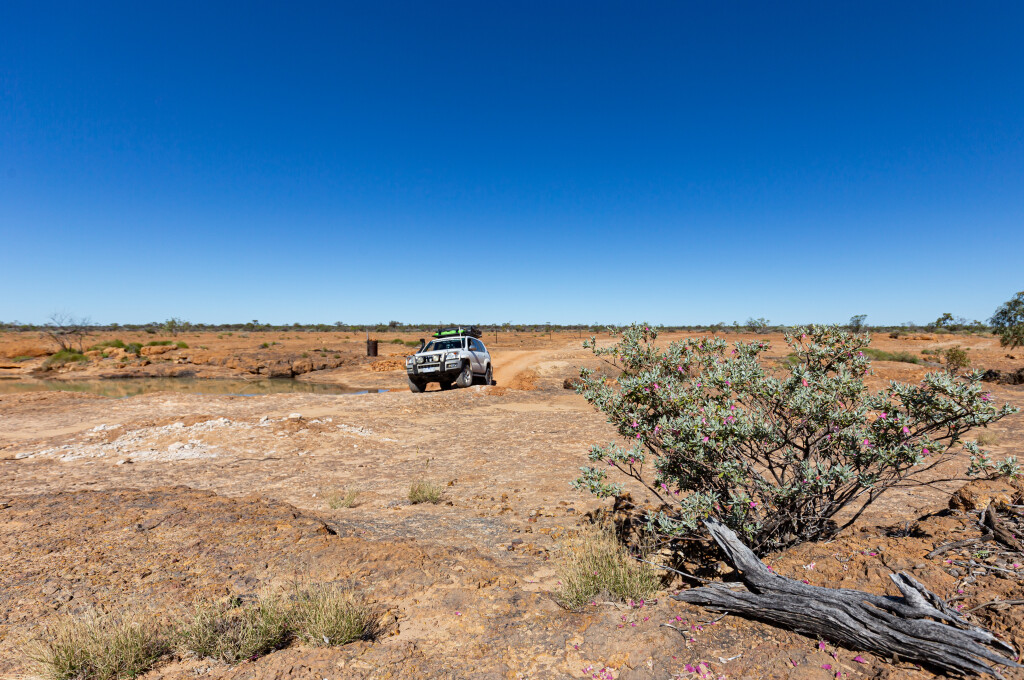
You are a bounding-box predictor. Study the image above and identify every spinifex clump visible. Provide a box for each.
[574,324,1017,554]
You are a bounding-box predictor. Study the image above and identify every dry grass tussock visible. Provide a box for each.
[327,489,359,509]
[976,430,1001,446]
[289,583,382,646]
[176,595,290,663]
[556,526,660,610]
[408,481,443,504]
[31,586,381,678]
[28,613,170,680]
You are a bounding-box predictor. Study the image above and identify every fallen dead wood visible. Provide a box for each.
[674,518,1021,678]
[927,534,994,559]
[982,503,1024,552]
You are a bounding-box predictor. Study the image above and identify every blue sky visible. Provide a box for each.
[1,2,1021,325]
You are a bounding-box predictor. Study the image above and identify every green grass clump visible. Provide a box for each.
[555,527,660,610]
[145,340,173,347]
[87,339,126,351]
[28,613,169,680]
[404,340,421,347]
[327,490,359,509]
[43,349,88,368]
[390,338,406,344]
[862,348,921,364]
[125,343,142,356]
[175,596,289,663]
[12,355,33,362]
[288,584,380,647]
[175,341,188,349]
[408,481,443,505]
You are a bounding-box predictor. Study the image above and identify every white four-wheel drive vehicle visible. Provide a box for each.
[406,326,493,393]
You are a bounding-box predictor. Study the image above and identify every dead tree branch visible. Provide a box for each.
[674,518,1021,678]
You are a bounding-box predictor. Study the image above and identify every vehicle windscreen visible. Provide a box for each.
[423,339,463,352]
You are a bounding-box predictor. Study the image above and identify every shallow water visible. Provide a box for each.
[0,377,384,398]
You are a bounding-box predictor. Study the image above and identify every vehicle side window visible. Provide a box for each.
[474,339,487,353]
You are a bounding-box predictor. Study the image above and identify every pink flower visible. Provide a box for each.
[749,501,758,508]
[818,641,826,651]
[802,379,808,387]
[902,426,910,435]
[879,412,887,419]
[821,664,832,670]
[853,655,867,663]
[923,448,929,455]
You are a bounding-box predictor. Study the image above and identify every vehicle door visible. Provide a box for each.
[469,338,484,373]
[475,339,489,371]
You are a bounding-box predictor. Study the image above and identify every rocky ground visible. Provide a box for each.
[1,330,1023,679]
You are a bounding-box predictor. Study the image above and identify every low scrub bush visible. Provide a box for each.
[176,596,289,663]
[408,481,443,504]
[575,324,1017,553]
[555,527,659,609]
[125,343,142,356]
[87,339,126,351]
[327,490,359,509]
[29,613,169,680]
[12,355,33,362]
[145,340,173,347]
[43,349,88,368]
[289,584,381,646]
[861,347,920,364]
[175,342,189,349]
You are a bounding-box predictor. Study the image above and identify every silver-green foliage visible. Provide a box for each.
[574,324,1017,553]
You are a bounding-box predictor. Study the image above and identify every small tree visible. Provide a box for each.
[848,314,867,333]
[943,346,970,375]
[162,317,190,337]
[43,313,91,352]
[574,324,1016,554]
[745,317,770,334]
[990,291,1024,349]
[934,312,954,330]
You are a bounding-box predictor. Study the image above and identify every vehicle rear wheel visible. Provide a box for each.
[439,380,453,390]
[456,362,473,388]
[408,376,427,393]
[484,364,493,386]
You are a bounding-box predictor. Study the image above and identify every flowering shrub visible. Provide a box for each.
[574,324,1018,553]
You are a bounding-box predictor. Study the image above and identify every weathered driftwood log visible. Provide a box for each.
[674,518,1021,678]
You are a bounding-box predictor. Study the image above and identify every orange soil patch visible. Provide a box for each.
[369,358,406,372]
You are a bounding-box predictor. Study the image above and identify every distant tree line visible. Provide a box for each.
[3,292,1022,342]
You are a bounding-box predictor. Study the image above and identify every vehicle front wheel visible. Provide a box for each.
[408,376,427,393]
[456,362,473,388]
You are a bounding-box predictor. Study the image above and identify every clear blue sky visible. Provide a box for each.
[2,2,1022,325]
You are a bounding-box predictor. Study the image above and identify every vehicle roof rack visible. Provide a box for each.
[433,326,482,339]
